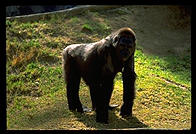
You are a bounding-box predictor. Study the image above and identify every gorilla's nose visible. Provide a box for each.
[120,49,129,57]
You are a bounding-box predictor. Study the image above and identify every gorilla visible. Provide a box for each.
[62,27,136,124]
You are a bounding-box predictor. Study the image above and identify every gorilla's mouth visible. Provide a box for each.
[120,49,130,58]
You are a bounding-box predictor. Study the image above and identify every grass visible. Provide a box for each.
[6,7,191,130]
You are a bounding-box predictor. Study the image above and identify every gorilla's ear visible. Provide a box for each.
[114,36,118,43]
[112,35,119,47]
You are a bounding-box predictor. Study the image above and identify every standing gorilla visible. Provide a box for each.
[62,27,136,123]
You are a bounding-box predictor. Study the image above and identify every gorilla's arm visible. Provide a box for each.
[120,53,136,117]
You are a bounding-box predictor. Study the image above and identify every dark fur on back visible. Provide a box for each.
[62,27,136,123]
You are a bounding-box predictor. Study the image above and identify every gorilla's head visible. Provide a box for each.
[112,27,136,62]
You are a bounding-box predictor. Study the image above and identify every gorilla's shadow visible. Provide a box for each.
[73,108,148,129]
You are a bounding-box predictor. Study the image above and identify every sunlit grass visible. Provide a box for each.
[6,8,191,130]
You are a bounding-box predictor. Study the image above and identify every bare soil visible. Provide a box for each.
[108,5,191,56]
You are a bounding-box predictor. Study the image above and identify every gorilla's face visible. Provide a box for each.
[114,33,136,62]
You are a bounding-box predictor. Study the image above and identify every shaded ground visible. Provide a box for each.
[106,5,191,56]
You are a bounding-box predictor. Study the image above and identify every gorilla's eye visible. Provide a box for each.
[119,43,133,49]
[119,38,134,48]
[119,38,133,45]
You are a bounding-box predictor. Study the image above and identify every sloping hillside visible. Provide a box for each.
[6,5,191,130]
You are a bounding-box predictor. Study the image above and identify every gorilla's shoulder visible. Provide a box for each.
[63,43,99,58]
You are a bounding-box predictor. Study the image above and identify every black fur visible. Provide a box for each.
[62,27,136,123]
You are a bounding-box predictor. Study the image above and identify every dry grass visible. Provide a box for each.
[6,6,191,130]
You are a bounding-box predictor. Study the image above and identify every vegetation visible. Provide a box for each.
[6,7,191,130]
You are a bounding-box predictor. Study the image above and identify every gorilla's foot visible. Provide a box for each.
[82,105,92,112]
[108,104,119,110]
[92,104,119,111]
[119,110,132,118]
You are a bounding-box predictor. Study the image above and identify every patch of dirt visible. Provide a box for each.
[152,74,190,91]
[107,5,191,56]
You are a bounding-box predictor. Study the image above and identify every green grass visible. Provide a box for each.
[6,8,191,130]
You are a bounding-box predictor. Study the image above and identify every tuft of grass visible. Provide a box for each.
[81,20,111,36]
[70,16,80,24]
[82,24,93,32]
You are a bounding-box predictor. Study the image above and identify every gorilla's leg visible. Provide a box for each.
[89,79,117,112]
[90,82,108,123]
[66,68,83,112]
[89,84,96,111]
[120,71,136,117]
[105,79,118,110]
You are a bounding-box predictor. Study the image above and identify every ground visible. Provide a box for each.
[6,5,191,130]
[107,6,191,56]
